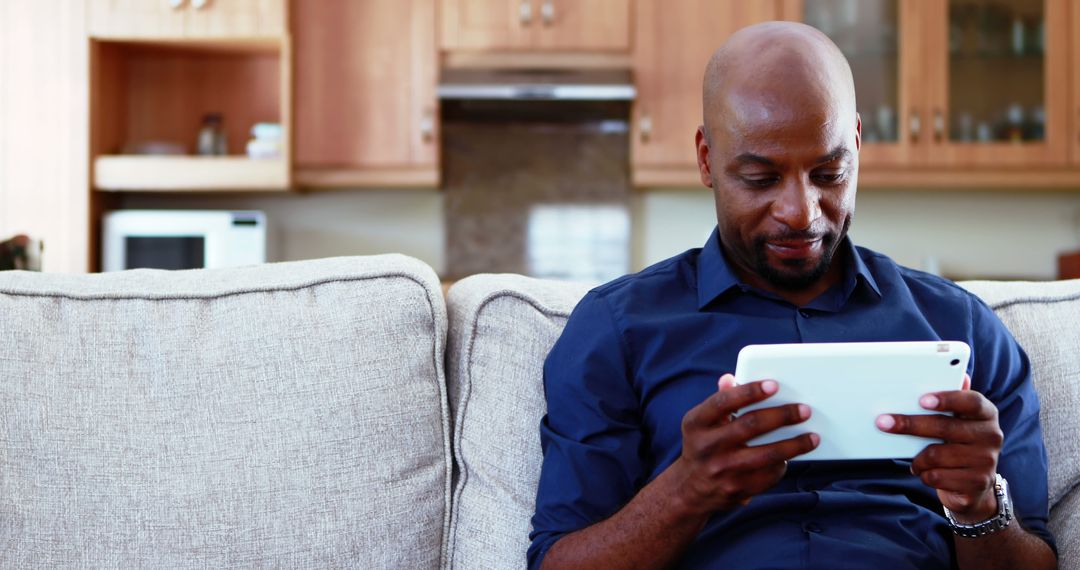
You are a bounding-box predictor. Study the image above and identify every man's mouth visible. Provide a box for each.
[765,238,823,260]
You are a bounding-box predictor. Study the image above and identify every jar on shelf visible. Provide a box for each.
[197,113,228,156]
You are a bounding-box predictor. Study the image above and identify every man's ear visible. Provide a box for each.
[696,126,714,188]
[854,112,862,152]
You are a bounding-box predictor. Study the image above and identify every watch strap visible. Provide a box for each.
[942,473,1013,538]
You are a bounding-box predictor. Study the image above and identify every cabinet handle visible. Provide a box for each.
[191,0,209,8]
[519,1,533,26]
[540,1,555,26]
[420,110,435,143]
[640,113,653,143]
[933,109,945,144]
[167,0,186,9]
[909,108,921,144]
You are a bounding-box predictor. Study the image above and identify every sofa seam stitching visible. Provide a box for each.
[984,291,1080,311]
[0,272,425,301]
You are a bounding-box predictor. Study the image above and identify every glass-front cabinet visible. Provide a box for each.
[794,0,914,167]
[784,0,1068,170]
[926,0,1068,167]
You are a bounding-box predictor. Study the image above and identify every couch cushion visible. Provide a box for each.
[959,279,1080,508]
[445,275,590,569]
[448,274,1079,568]
[0,254,450,569]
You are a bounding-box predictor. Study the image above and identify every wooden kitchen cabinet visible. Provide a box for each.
[88,0,286,39]
[634,0,1080,188]
[293,0,439,187]
[441,0,631,52]
[90,38,292,191]
[781,0,924,169]
[631,0,783,186]
[919,0,1069,169]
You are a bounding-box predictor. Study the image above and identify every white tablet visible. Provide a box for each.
[733,341,971,461]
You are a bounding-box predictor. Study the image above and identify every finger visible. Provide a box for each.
[720,403,812,447]
[918,389,997,421]
[962,373,971,391]
[876,413,987,443]
[724,463,791,504]
[911,443,998,475]
[917,468,995,498]
[704,431,812,481]
[721,432,820,471]
[717,373,737,391]
[688,379,780,427]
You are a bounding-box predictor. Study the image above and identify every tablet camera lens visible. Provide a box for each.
[950,359,960,366]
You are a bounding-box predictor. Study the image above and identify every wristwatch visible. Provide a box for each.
[942,473,1013,538]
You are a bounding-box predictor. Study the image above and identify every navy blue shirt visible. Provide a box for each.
[529,229,1054,569]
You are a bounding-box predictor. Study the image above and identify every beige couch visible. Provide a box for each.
[0,254,1076,568]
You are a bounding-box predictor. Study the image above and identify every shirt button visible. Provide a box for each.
[804,522,824,534]
[798,309,812,318]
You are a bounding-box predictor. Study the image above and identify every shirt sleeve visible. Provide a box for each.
[527,291,647,570]
[969,295,1057,556]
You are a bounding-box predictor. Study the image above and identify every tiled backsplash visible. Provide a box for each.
[441,100,631,281]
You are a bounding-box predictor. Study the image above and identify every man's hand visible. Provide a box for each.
[875,374,1004,522]
[672,374,820,515]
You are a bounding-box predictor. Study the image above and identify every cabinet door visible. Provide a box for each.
[632,0,783,184]
[185,0,287,38]
[89,0,285,39]
[924,0,1068,167]
[88,0,188,38]
[533,0,631,51]
[441,0,533,50]
[783,0,924,167]
[295,0,438,173]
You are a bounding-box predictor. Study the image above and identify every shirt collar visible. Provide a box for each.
[696,227,882,310]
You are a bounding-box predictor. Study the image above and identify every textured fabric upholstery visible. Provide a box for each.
[0,255,451,569]
[447,275,1080,569]
[960,279,1080,565]
[444,274,591,570]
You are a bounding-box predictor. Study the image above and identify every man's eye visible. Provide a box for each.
[812,172,845,185]
[743,177,778,188]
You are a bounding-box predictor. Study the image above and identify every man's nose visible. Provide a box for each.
[771,177,822,231]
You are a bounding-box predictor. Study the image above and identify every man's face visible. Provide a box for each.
[697,89,860,292]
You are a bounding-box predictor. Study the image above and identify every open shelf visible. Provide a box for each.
[90,38,291,191]
[95,156,288,191]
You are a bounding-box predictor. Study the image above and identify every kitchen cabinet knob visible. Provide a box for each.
[191,0,209,8]
[420,111,435,143]
[541,1,555,26]
[933,109,945,144]
[519,1,533,26]
[640,114,653,143]
[167,0,186,9]
[909,109,921,144]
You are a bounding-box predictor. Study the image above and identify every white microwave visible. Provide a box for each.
[102,210,266,272]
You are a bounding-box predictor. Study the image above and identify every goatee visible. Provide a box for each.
[752,217,851,291]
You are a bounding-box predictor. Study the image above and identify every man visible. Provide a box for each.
[528,21,1057,569]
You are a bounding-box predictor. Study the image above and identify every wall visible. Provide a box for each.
[0,0,89,273]
[635,188,1080,280]
[125,186,1080,281]
[121,190,446,274]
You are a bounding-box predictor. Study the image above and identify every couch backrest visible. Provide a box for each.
[0,255,451,569]
[444,274,591,569]
[959,279,1080,566]
[447,275,1080,569]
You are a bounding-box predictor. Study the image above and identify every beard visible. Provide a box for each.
[750,216,851,291]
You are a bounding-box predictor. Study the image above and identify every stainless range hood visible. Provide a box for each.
[437,68,635,101]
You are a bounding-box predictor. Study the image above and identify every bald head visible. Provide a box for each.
[702,21,856,139]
